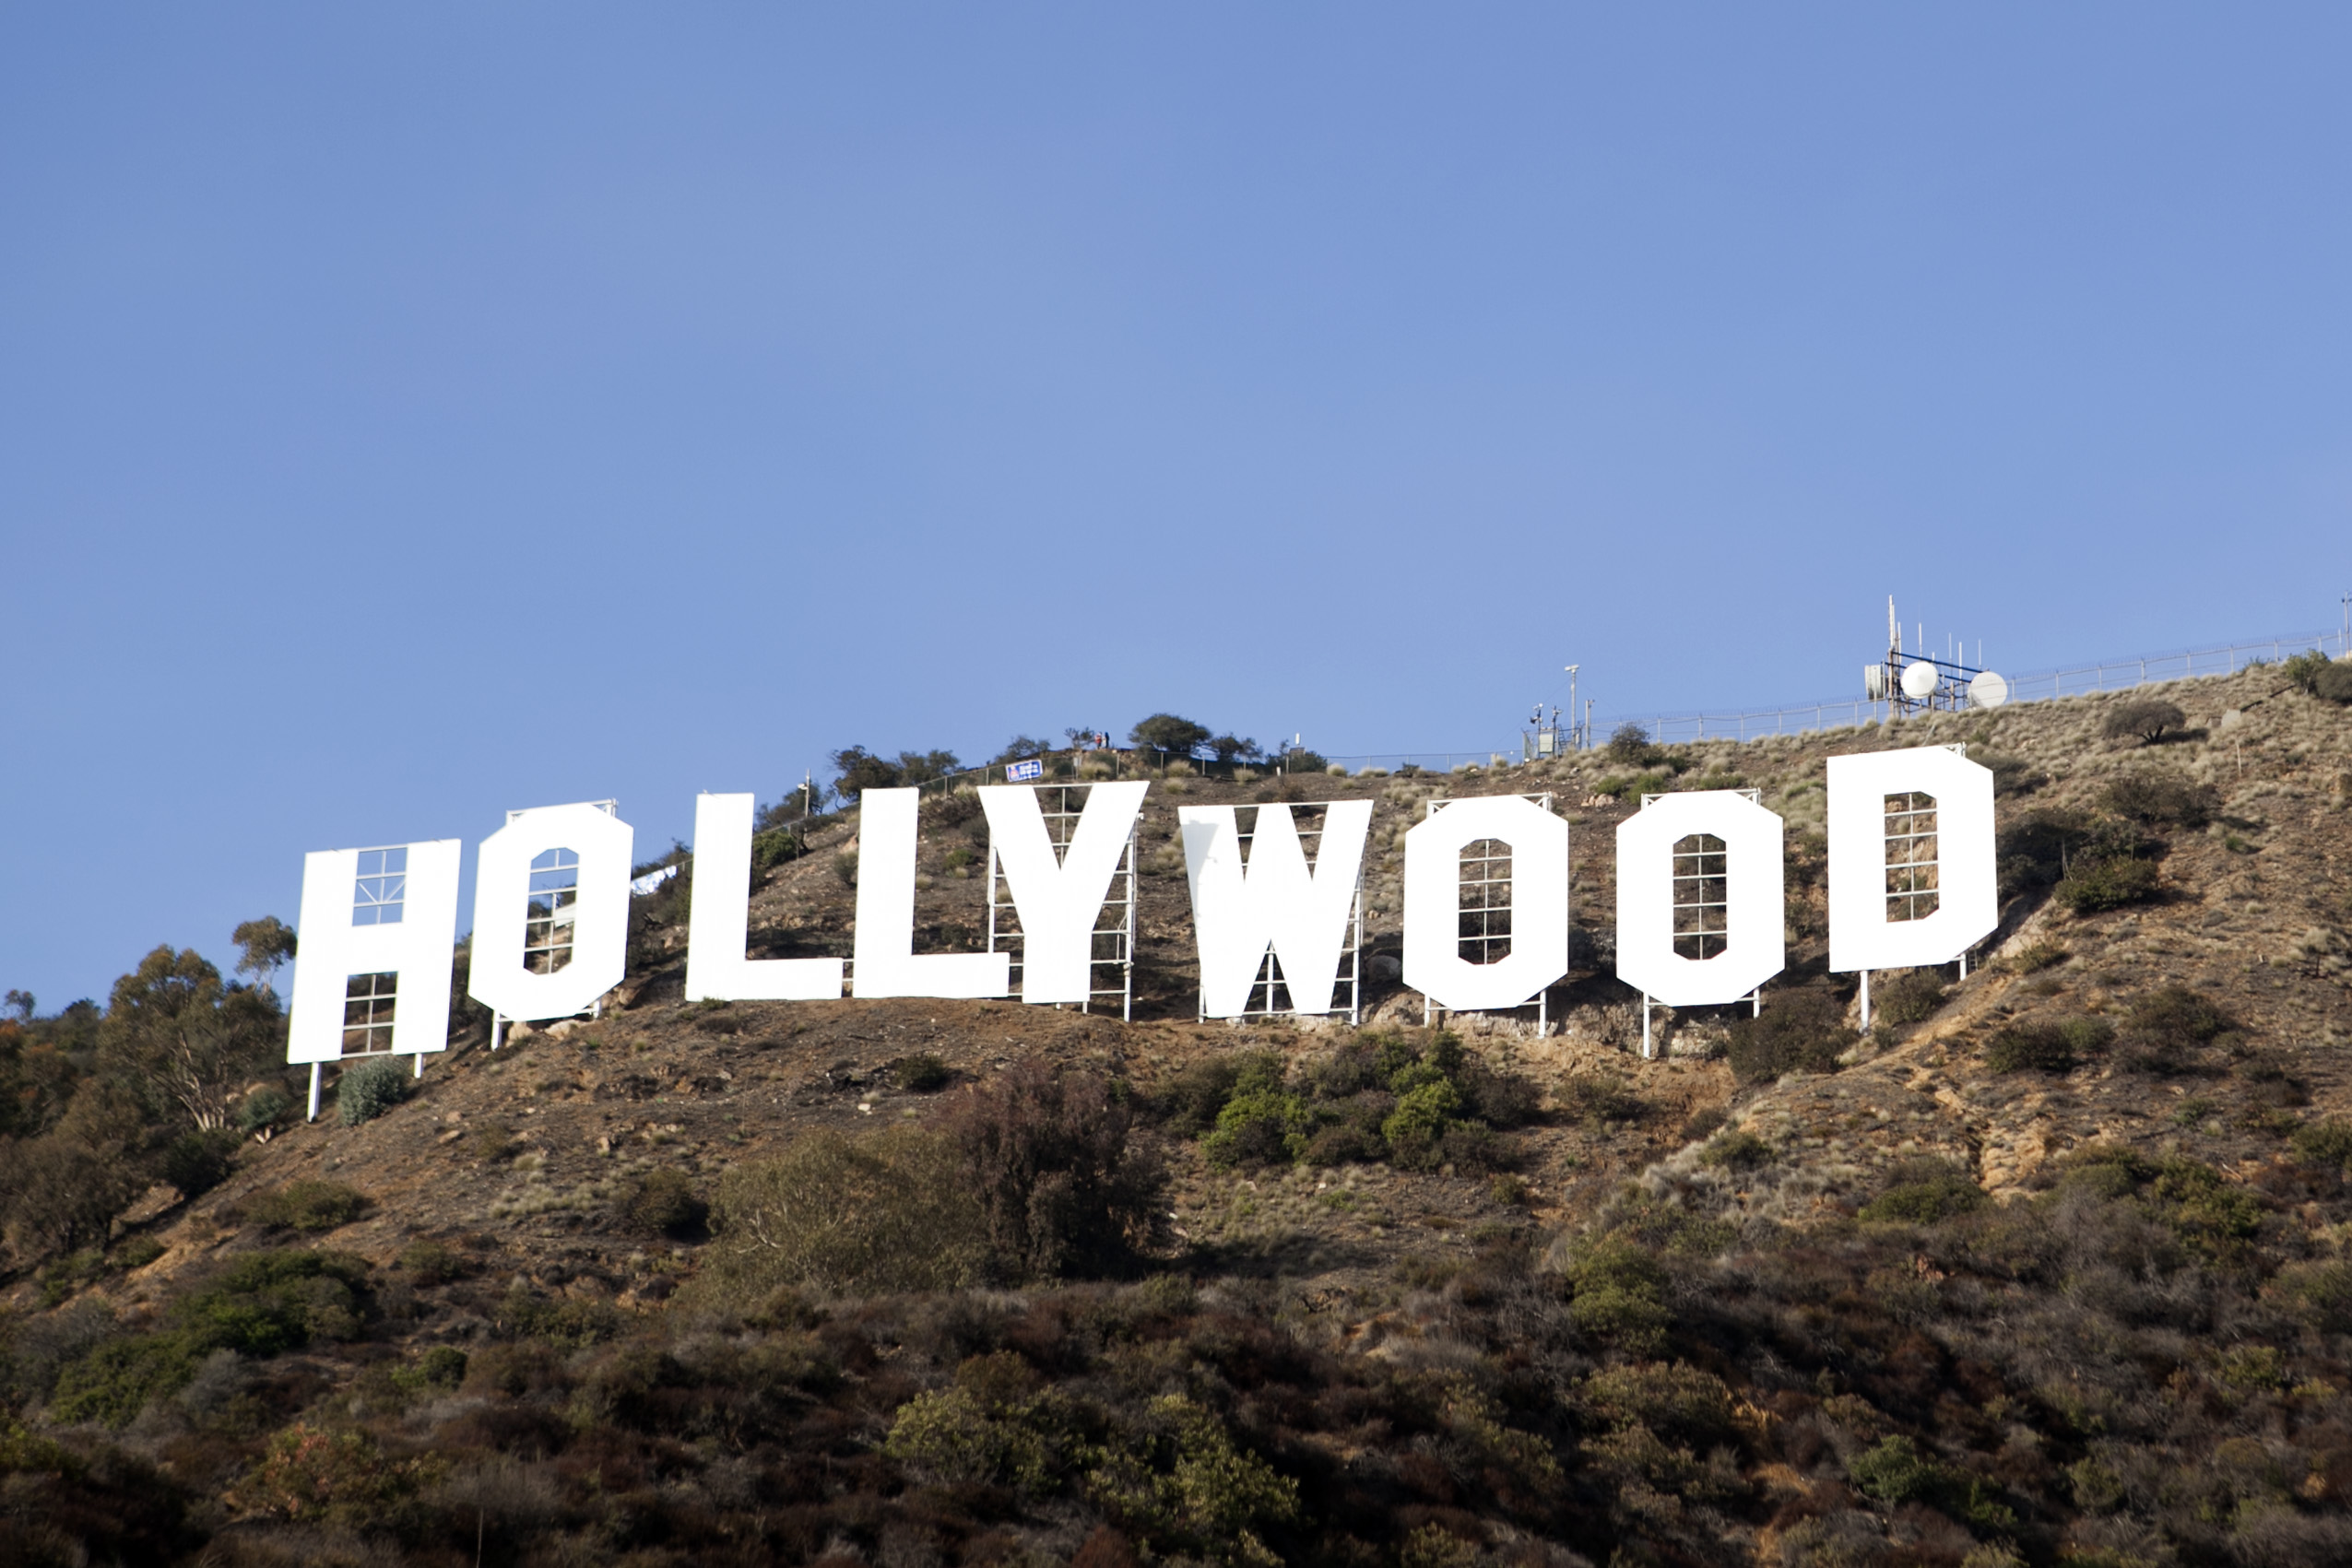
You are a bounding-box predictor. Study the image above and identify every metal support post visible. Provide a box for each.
[307,1063,322,1122]
[1641,994,1653,1060]
[413,1052,423,1079]
[1859,970,1872,1032]
[490,1013,504,1051]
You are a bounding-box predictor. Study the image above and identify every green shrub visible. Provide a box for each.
[1873,970,1947,1027]
[1562,1236,1670,1353]
[2103,772,2219,829]
[1381,1080,1463,1171]
[495,1288,620,1349]
[1159,1057,1244,1138]
[2054,855,2161,913]
[336,1057,409,1126]
[1202,1056,1312,1169]
[1080,1393,1299,1563]
[698,1128,987,1301]
[1983,1016,2110,1073]
[1724,989,1853,1082]
[1849,1434,1941,1504]
[1605,723,1656,763]
[1860,1161,1984,1224]
[396,1239,467,1285]
[2280,650,2334,693]
[751,827,803,877]
[49,1332,204,1426]
[236,1086,291,1135]
[160,1128,238,1197]
[2286,1259,2352,1333]
[2291,1119,2352,1176]
[51,1248,371,1426]
[1559,1072,1642,1126]
[1698,1130,1772,1172]
[2127,985,2228,1045]
[2151,1157,2261,1256]
[243,1179,368,1232]
[895,1052,952,1092]
[1579,1362,1739,1447]
[2316,660,2352,703]
[624,1169,707,1237]
[115,1237,164,1270]
[390,1346,467,1394]
[2007,941,2068,973]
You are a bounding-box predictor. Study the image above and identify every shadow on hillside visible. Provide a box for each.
[1182,1230,1381,1279]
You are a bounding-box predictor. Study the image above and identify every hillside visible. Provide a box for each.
[4,662,2351,1568]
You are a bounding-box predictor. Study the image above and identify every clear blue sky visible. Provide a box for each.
[6,6,2349,1005]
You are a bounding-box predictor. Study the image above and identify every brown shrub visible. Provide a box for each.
[939,1062,1166,1282]
[1724,989,1853,1082]
[2101,697,2186,744]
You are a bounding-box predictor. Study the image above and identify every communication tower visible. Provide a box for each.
[1863,596,2007,718]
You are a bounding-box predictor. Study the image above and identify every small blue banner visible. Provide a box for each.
[1006,758,1045,782]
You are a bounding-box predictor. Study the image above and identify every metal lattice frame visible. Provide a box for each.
[1201,803,1364,1026]
[1634,790,1767,1052]
[987,784,1139,1020]
[1884,791,1940,922]
[341,972,397,1056]
[523,848,582,974]
[1670,833,1729,960]
[1422,793,1555,1031]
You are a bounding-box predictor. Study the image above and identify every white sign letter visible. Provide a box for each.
[288,839,463,1064]
[1613,791,1784,1006]
[852,787,1011,999]
[979,782,1147,1005]
[1402,796,1569,1012]
[468,802,632,1022]
[1179,801,1370,1018]
[1827,745,1996,973]
[685,793,845,1001]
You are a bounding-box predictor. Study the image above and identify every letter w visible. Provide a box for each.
[1178,801,1370,1019]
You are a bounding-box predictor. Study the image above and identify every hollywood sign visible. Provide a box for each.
[286,745,1992,1109]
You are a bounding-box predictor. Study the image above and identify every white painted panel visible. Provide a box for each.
[683,793,845,1001]
[979,782,1147,1005]
[1179,800,1371,1017]
[1401,795,1569,1012]
[287,838,462,1063]
[851,787,1011,999]
[1827,745,1997,972]
[467,802,632,1021]
[1614,791,1785,1006]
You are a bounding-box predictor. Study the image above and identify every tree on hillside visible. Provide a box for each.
[1210,733,1263,765]
[2103,698,2187,745]
[1129,713,1210,759]
[98,946,281,1134]
[993,735,1053,764]
[232,916,298,994]
[830,746,963,800]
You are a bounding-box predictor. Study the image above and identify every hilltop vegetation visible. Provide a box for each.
[2,666,2350,1566]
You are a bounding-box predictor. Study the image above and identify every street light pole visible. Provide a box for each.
[1563,665,1581,749]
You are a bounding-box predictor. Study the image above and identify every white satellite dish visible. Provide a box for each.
[1862,664,1888,700]
[1900,662,1940,700]
[1969,670,2010,709]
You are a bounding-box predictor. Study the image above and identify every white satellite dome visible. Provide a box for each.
[1900,662,1941,700]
